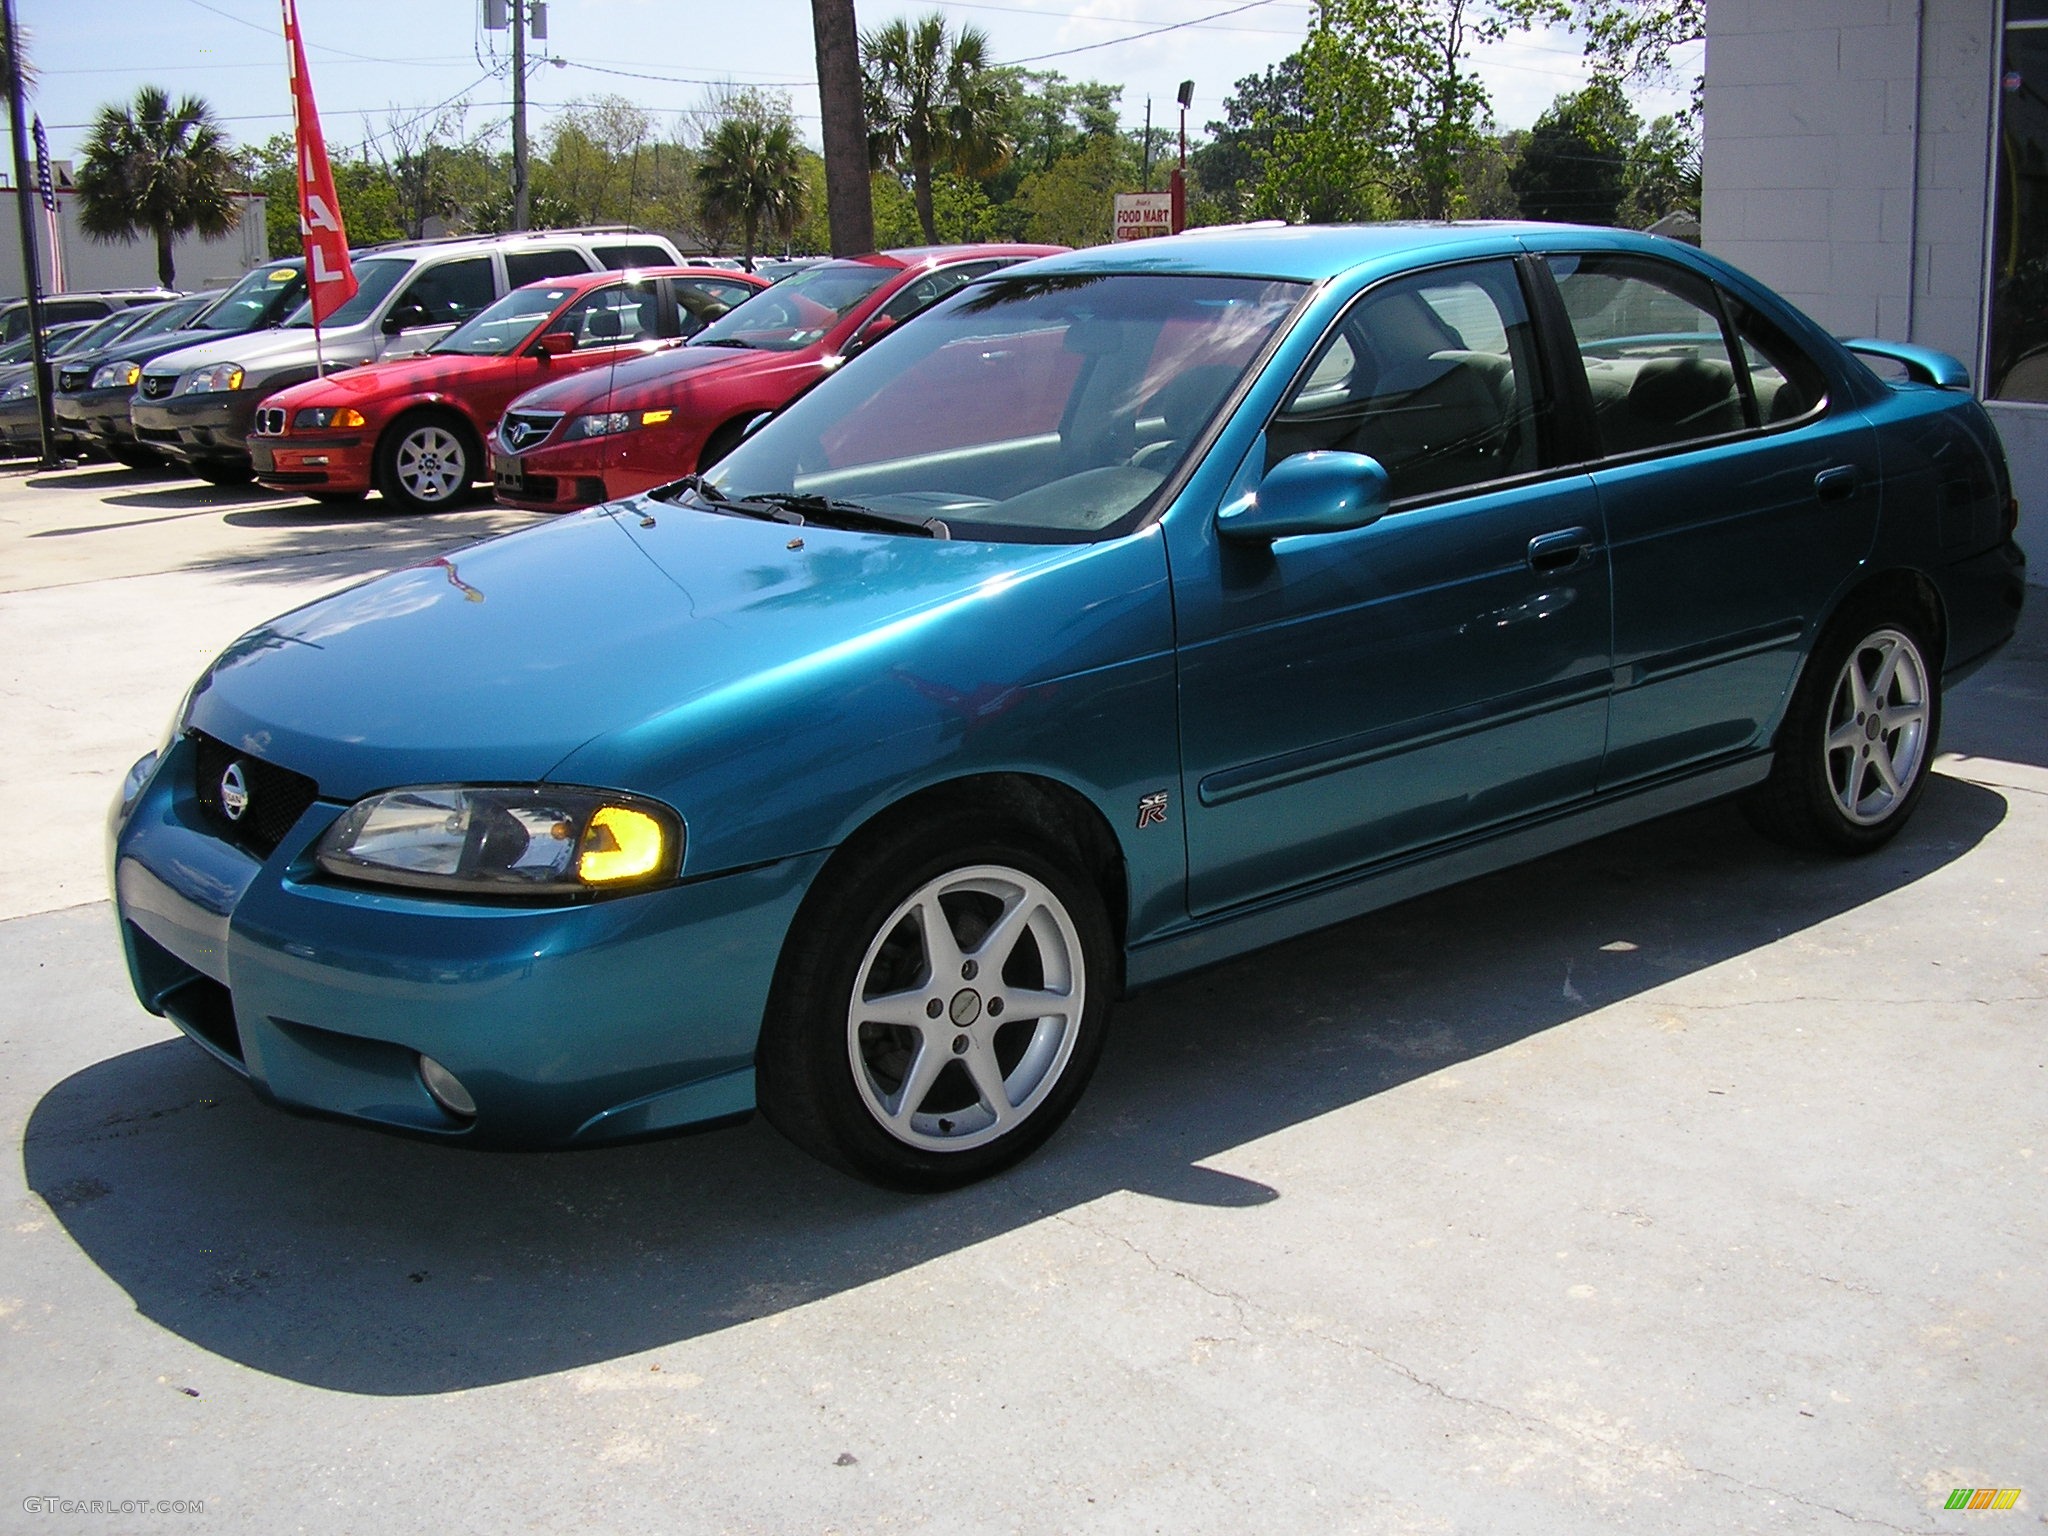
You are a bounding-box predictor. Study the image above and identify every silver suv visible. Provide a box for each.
[130,228,683,482]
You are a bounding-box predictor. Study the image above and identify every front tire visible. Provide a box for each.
[758,814,1113,1189]
[1744,604,1940,853]
[376,413,476,512]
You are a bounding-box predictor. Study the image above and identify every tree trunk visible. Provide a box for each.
[811,0,875,256]
[155,225,176,288]
[912,161,937,244]
[742,211,758,272]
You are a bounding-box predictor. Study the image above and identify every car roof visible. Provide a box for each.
[507,264,768,295]
[1019,221,1699,283]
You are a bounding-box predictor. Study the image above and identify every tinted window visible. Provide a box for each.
[869,260,1012,330]
[394,255,495,328]
[1547,253,1746,457]
[506,248,594,287]
[557,283,656,350]
[594,243,676,270]
[1269,260,1546,499]
[45,300,112,326]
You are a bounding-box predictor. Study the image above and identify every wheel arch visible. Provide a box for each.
[381,401,485,464]
[788,770,1131,980]
[1771,564,1948,754]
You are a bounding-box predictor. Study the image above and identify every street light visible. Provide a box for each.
[1170,80,1193,234]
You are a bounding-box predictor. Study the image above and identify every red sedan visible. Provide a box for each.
[249,266,768,511]
[490,245,1063,512]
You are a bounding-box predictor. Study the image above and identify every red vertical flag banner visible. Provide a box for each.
[282,0,357,326]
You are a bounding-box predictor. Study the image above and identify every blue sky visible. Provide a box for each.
[16,0,1699,170]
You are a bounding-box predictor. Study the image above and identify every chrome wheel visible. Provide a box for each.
[392,423,467,505]
[846,863,1086,1153]
[1823,626,1931,825]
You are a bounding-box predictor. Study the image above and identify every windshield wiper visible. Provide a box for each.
[693,337,754,349]
[657,478,947,539]
[738,491,949,540]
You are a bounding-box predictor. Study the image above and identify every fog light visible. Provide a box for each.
[418,1054,476,1118]
[304,455,329,466]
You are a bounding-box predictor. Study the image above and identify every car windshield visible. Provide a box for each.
[59,311,146,355]
[283,257,411,329]
[120,295,213,341]
[689,261,893,352]
[704,272,1306,544]
[192,264,307,332]
[431,284,577,356]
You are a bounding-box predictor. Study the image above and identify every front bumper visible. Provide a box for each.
[251,432,372,492]
[56,386,149,452]
[130,386,264,467]
[110,734,824,1148]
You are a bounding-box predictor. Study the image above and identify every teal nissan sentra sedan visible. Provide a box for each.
[110,223,2026,1188]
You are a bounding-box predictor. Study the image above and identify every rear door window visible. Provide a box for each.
[1545,253,1750,457]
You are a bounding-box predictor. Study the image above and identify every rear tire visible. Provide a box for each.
[757,809,1113,1190]
[1743,602,1940,853]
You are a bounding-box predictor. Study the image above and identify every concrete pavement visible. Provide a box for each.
[1,463,2042,1533]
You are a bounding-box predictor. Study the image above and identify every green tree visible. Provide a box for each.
[862,14,1013,243]
[872,169,998,246]
[1509,78,1639,224]
[75,87,242,287]
[1257,0,1509,223]
[1010,133,1128,248]
[1618,112,1699,227]
[240,133,405,256]
[696,113,808,269]
[1193,55,1308,220]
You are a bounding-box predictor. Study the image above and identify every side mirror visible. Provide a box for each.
[534,331,575,359]
[1217,451,1391,542]
[846,311,901,356]
[382,303,431,335]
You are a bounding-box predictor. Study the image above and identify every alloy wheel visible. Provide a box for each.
[1823,626,1931,825]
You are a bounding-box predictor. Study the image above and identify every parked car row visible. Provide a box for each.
[12,234,1065,521]
[107,222,2025,1187]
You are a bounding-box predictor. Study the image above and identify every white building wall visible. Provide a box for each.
[0,191,267,299]
[1704,0,2045,582]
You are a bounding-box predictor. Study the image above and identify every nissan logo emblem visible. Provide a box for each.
[220,762,250,822]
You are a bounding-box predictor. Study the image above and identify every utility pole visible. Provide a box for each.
[510,0,528,230]
[2,0,51,464]
[1142,98,1152,192]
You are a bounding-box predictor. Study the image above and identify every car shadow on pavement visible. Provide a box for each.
[22,776,2009,1396]
[24,466,184,492]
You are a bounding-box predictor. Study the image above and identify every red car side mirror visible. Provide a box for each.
[535,332,575,359]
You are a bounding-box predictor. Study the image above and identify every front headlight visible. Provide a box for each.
[92,360,142,390]
[293,405,366,430]
[316,785,682,897]
[183,364,246,394]
[564,411,635,441]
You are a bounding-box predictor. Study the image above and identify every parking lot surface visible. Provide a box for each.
[2,463,2042,1533]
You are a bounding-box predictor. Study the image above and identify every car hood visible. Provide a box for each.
[183,500,1083,804]
[507,342,781,414]
[145,324,366,378]
[264,349,519,409]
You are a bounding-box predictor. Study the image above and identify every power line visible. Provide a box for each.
[998,0,1285,65]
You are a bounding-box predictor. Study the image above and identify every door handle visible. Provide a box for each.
[1814,466,1860,502]
[1527,527,1594,573]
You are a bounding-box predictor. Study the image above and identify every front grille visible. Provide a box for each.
[499,411,561,452]
[254,406,286,436]
[497,469,557,502]
[140,374,175,400]
[136,426,180,444]
[190,732,321,856]
[57,367,90,393]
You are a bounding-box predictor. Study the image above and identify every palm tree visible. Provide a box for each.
[696,116,808,272]
[862,14,1012,245]
[75,87,240,288]
[811,0,875,256]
